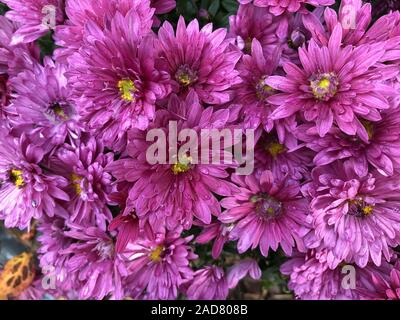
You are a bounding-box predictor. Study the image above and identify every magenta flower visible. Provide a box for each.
[49,137,114,229]
[59,223,127,300]
[281,249,392,300]
[228,3,286,56]
[309,161,400,268]
[239,0,334,16]
[2,0,65,44]
[266,24,399,138]
[7,58,81,150]
[227,259,262,289]
[183,266,229,300]
[157,16,242,104]
[108,92,239,232]
[219,170,311,256]
[122,231,197,300]
[54,0,155,63]
[296,108,400,177]
[254,132,313,180]
[0,127,69,229]
[67,9,170,150]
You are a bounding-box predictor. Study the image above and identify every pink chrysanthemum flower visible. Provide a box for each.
[0,126,69,229]
[0,16,40,76]
[228,3,286,56]
[219,170,311,256]
[54,0,155,63]
[2,0,65,44]
[122,231,197,300]
[254,132,313,180]
[281,249,392,300]
[108,91,239,232]
[67,9,171,150]
[239,0,334,16]
[49,137,114,229]
[266,24,399,138]
[296,108,400,177]
[183,266,229,300]
[309,161,400,268]
[7,58,81,150]
[157,16,242,104]
[59,223,127,300]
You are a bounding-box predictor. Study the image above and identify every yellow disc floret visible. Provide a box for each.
[118,79,138,102]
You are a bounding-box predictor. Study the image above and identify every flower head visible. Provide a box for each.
[157,16,241,104]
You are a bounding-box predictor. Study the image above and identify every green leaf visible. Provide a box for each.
[208,0,220,17]
[221,0,238,12]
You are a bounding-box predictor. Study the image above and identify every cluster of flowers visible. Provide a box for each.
[1,0,400,300]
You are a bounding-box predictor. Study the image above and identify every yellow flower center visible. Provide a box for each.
[177,74,191,87]
[362,205,374,216]
[348,199,374,217]
[10,169,24,188]
[149,245,163,262]
[310,72,339,101]
[266,142,286,158]
[171,155,192,175]
[71,173,83,195]
[118,79,138,102]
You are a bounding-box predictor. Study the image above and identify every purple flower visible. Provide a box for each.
[49,137,114,229]
[0,15,40,76]
[7,58,81,150]
[228,3,286,56]
[219,170,311,256]
[0,127,69,229]
[157,16,242,104]
[296,108,400,177]
[108,92,239,232]
[122,231,197,300]
[54,0,155,63]
[239,0,334,16]
[254,132,313,180]
[309,161,400,268]
[183,266,229,300]
[266,24,399,138]
[281,249,392,300]
[66,9,171,150]
[2,0,65,44]
[227,259,262,289]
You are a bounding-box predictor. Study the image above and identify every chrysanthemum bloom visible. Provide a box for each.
[281,249,392,300]
[239,0,334,16]
[58,223,127,300]
[228,3,286,56]
[359,263,400,300]
[254,132,313,180]
[54,0,155,63]
[235,39,295,143]
[0,128,69,229]
[195,221,234,259]
[183,266,229,300]
[0,16,40,76]
[296,108,400,177]
[2,0,65,44]
[7,58,81,150]
[67,9,170,150]
[227,259,262,289]
[108,92,239,232]
[309,161,400,268]
[49,137,114,229]
[302,0,400,62]
[157,16,241,105]
[266,24,399,138]
[219,170,311,256]
[122,231,197,300]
